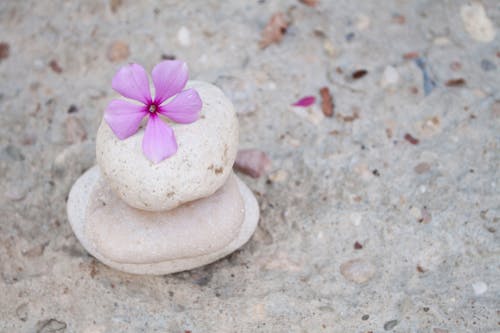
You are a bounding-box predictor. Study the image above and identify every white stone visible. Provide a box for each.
[67,166,259,275]
[177,26,191,46]
[460,3,496,43]
[381,66,399,88]
[97,81,239,212]
[472,281,488,296]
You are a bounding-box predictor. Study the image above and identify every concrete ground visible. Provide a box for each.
[0,0,499,332]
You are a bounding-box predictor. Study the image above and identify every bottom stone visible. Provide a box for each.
[67,166,259,275]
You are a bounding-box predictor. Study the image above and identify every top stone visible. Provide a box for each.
[96,80,239,211]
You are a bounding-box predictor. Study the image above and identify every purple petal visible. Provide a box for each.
[292,95,316,107]
[142,114,177,163]
[151,60,188,104]
[104,99,147,140]
[158,88,202,124]
[111,63,152,104]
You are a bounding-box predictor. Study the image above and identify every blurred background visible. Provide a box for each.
[0,0,499,332]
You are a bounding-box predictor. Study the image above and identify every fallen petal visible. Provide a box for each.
[159,88,202,124]
[234,149,272,178]
[112,63,152,104]
[142,114,177,163]
[292,96,316,107]
[104,100,147,140]
[152,60,189,104]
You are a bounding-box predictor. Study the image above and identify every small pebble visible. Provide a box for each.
[352,69,368,79]
[340,259,375,283]
[107,40,130,62]
[414,162,431,174]
[355,14,371,31]
[177,26,191,47]
[234,149,272,178]
[381,66,399,87]
[384,320,399,331]
[460,3,496,43]
[65,116,87,144]
[345,32,355,41]
[472,281,487,295]
[480,59,496,71]
[36,319,67,333]
[5,187,26,201]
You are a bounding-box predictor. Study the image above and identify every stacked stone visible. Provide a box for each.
[67,81,259,275]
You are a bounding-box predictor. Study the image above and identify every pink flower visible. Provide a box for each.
[104,60,202,163]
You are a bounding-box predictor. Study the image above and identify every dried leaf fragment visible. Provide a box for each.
[234,149,272,178]
[404,133,419,145]
[319,86,334,117]
[352,69,368,79]
[259,13,289,49]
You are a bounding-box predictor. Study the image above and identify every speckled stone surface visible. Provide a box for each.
[0,0,499,332]
[97,80,239,212]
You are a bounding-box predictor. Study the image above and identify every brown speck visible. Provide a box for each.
[335,67,343,74]
[417,265,425,273]
[319,86,334,117]
[214,167,224,175]
[329,130,340,136]
[110,0,123,12]
[372,169,380,177]
[22,242,49,258]
[352,69,368,79]
[67,104,78,113]
[107,40,130,62]
[354,241,363,249]
[445,78,466,87]
[392,14,406,24]
[49,60,63,73]
[404,133,419,145]
[90,260,99,278]
[385,128,393,139]
[0,42,9,60]
[342,109,359,122]
[259,13,289,49]
[403,51,419,60]
[299,0,318,6]
[166,192,175,198]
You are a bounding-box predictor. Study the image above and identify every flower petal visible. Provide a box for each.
[292,95,316,107]
[158,88,202,124]
[151,60,188,104]
[142,114,177,163]
[111,63,152,104]
[104,99,147,140]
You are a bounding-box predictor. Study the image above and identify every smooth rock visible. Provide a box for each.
[67,166,259,275]
[97,81,239,211]
[340,258,375,283]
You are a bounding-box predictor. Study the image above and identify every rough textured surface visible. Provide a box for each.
[67,166,258,273]
[97,81,239,211]
[0,0,499,332]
